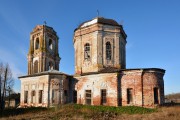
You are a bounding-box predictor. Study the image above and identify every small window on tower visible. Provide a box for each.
[49,39,53,50]
[84,43,90,60]
[34,60,38,73]
[106,42,111,60]
[48,62,53,70]
[35,38,39,50]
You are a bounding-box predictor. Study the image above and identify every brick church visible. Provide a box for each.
[19,17,165,108]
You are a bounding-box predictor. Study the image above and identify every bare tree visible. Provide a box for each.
[0,63,14,109]
[0,62,3,109]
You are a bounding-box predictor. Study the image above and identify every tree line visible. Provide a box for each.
[0,62,14,110]
[165,93,180,99]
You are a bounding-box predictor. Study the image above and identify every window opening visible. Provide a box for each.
[35,38,39,50]
[34,60,38,73]
[154,88,159,104]
[85,90,91,105]
[49,39,53,50]
[84,43,90,60]
[31,90,36,103]
[48,62,53,70]
[39,90,43,103]
[106,42,111,60]
[24,91,28,103]
[101,89,107,105]
[127,88,133,104]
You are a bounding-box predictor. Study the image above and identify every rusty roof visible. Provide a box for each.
[76,17,121,30]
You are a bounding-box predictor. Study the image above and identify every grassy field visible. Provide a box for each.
[0,104,180,120]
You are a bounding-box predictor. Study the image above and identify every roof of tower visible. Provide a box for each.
[31,25,57,35]
[75,17,121,30]
[74,17,127,39]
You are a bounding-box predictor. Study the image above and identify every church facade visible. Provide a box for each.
[19,17,165,108]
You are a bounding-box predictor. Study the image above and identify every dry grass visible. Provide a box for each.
[0,104,180,120]
[117,106,180,120]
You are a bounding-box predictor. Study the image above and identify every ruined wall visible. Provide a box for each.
[74,73,119,106]
[121,69,165,107]
[20,74,70,107]
[20,75,49,107]
[49,74,70,104]
[142,71,164,107]
[121,70,143,106]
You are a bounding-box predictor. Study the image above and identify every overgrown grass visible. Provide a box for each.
[61,104,157,119]
[71,104,156,114]
[0,104,156,119]
[0,107,48,117]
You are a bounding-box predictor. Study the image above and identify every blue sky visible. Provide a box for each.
[0,0,179,94]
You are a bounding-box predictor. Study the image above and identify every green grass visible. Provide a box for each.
[0,104,156,119]
[69,104,156,114]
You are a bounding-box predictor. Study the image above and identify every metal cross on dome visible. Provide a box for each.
[97,10,99,17]
[44,21,47,26]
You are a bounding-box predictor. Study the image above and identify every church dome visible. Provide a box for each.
[75,17,120,30]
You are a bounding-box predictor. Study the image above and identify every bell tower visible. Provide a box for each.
[27,25,60,75]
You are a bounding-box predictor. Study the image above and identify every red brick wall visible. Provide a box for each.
[75,73,119,106]
[143,72,164,107]
[121,70,143,106]
[73,69,165,108]
[120,69,165,107]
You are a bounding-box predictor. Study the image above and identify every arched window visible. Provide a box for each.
[48,62,53,70]
[35,38,39,50]
[84,43,90,60]
[49,39,53,50]
[106,42,111,60]
[34,60,38,73]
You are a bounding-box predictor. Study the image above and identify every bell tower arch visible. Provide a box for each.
[27,25,60,75]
